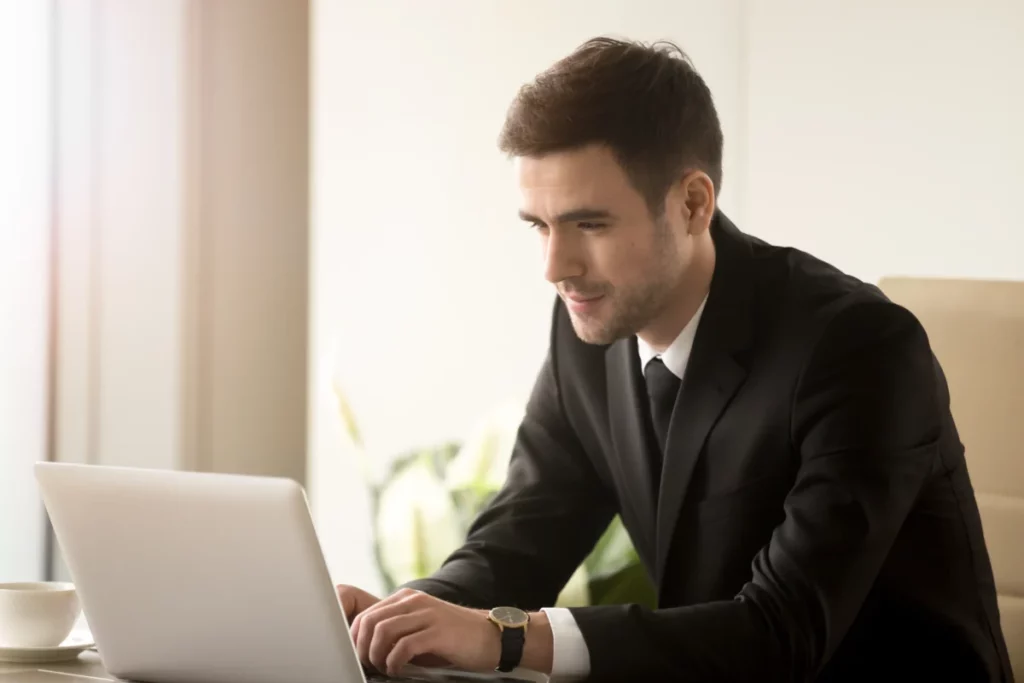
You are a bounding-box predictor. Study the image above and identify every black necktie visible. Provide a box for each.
[644,357,681,457]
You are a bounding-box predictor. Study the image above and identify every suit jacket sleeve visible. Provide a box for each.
[403,304,617,610]
[568,299,941,682]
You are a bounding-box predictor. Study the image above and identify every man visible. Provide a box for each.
[338,37,1012,682]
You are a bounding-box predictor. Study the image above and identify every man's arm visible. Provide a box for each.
[567,299,940,682]
[404,307,617,613]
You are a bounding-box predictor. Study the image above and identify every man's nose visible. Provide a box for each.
[543,230,584,284]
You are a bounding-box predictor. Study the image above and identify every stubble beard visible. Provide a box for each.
[568,276,674,345]
[568,221,681,345]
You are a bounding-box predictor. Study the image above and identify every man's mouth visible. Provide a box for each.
[561,291,606,314]
[564,292,603,303]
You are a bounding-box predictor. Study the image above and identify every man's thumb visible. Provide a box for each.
[337,587,355,618]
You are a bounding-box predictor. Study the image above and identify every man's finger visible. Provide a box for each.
[350,612,362,642]
[350,607,367,641]
[354,589,423,631]
[368,613,430,673]
[355,608,380,667]
[355,598,421,667]
[338,584,381,621]
[364,587,421,613]
[387,627,439,676]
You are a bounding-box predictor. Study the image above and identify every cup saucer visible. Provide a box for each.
[0,632,96,664]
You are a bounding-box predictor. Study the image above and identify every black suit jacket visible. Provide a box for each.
[406,213,1013,682]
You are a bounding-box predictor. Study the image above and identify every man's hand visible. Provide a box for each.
[336,584,381,622]
[350,588,534,677]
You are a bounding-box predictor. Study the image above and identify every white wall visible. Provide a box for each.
[311,0,1024,592]
[0,0,53,582]
[744,1,1024,284]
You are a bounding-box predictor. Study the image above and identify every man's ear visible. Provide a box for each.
[679,170,715,235]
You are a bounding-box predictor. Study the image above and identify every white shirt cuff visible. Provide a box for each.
[540,607,590,681]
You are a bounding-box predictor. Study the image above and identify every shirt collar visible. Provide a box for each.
[636,294,708,380]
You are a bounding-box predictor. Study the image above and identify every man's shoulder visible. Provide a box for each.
[720,223,932,378]
[742,227,896,328]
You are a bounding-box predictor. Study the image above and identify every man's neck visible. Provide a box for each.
[638,239,716,353]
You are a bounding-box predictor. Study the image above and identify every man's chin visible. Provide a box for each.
[568,313,627,346]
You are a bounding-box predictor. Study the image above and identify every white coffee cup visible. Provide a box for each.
[0,582,82,648]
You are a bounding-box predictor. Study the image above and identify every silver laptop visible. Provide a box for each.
[35,463,537,683]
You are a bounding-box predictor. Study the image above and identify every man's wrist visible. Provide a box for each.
[520,611,553,674]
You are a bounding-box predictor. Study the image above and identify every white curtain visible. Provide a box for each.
[0,0,54,582]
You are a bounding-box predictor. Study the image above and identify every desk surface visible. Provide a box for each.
[0,619,546,683]
[0,653,547,683]
[0,651,112,681]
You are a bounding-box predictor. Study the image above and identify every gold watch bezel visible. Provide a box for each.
[487,606,530,631]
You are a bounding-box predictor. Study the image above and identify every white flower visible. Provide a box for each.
[445,401,525,494]
[376,454,465,586]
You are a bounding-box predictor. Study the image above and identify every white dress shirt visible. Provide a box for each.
[541,296,708,680]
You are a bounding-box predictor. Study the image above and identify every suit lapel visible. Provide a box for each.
[605,336,658,555]
[653,212,755,586]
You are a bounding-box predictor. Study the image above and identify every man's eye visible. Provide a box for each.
[530,222,548,231]
[578,222,606,231]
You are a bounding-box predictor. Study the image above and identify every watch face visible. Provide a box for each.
[489,606,529,628]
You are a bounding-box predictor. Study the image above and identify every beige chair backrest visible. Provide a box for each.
[879,276,1024,676]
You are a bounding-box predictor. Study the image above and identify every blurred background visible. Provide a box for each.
[2,0,1022,598]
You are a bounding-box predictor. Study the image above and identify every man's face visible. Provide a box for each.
[517,144,689,345]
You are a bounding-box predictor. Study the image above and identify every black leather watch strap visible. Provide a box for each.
[497,626,526,672]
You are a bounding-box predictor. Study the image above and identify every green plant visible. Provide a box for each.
[331,384,655,609]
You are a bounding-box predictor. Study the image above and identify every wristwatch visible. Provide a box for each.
[487,606,530,672]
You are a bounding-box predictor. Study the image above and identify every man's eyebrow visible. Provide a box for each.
[517,208,615,225]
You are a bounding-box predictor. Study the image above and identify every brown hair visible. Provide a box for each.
[498,37,723,215]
